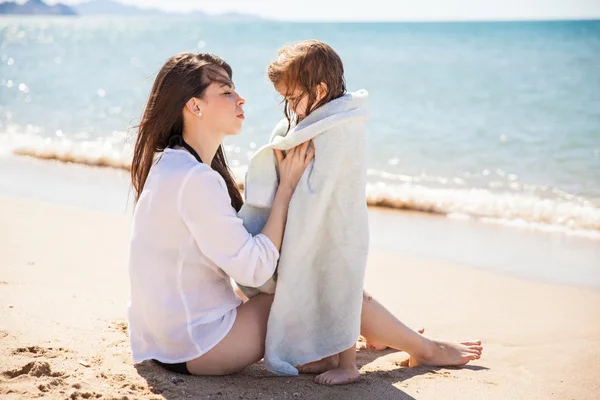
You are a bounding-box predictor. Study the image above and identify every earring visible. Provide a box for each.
[197,111,203,117]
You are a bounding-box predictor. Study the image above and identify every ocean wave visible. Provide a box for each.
[4,134,600,237]
[366,183,600,238]
[5,131,132,169]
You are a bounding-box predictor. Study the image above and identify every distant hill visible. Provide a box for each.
[211,11,265,22]
[0,0,264,20]
[74,0,263,20]
[74,0,183,17]
[0,0,77,15]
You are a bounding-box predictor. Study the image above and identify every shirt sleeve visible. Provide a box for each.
[178,166,279,287]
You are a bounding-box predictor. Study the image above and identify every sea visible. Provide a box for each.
[1,17,599,288]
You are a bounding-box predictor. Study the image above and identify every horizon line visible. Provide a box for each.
[3,15,600,23]
[4,0,600,22]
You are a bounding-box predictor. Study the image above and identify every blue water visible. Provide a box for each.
[1,17,599,234]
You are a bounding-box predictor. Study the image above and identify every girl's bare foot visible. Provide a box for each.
[365,327,425,351]
[297,354,339,374]
[408,340,483,367]
[314,364,360,385]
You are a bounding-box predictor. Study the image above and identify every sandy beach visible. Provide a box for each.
[1,194,599,399]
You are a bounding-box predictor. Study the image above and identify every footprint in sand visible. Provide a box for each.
[426,370,456,379]
[36,377,67,393]
[94,374,155,397]
[109,320,129,335]
[2,361,64,379]
[12,346,71,359]
[2,360,113,399]
[66,390,104,399]
[1,361,68,398]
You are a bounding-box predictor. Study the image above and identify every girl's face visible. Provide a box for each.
[276,83,327,121]
[276,84,309,119]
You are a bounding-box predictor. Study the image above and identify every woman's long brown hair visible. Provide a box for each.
[131,52,243,211]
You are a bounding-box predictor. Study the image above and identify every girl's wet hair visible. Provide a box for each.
[131,52,243,211]
[267,40,346,128]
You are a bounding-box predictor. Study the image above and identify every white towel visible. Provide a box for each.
[237,90,370,376]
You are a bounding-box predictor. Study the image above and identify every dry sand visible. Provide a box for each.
[1,195,599,399]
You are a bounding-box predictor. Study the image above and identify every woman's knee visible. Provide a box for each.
[187,357,245,376]
[253,292,275,306]
[186,293,274,376]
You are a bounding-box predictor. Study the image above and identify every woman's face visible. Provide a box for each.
[197,69,246,135]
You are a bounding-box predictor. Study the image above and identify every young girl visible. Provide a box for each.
[237,40,370,385]
[272,40,367,385]
[239,39,483,386]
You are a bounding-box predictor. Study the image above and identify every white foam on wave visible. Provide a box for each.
[3,133,599,238]
[366,182,600,237]
[2,129,134,170]
[478,217,600,240]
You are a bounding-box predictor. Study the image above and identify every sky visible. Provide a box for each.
[43,0,600,21]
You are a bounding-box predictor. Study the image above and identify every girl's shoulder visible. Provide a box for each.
[270,118,291,142]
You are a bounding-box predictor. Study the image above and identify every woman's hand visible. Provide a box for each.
[274,141,315,192]
[261,141,314,251]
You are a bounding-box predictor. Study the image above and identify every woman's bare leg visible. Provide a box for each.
[192,289,482,376]
[186,293,273,375]
[361,292,482,367]
[364,327,425,351]
[299,292,482,374]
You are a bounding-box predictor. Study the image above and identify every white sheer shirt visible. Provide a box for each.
[127,148,279,363]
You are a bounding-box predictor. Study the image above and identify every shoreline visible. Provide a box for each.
[0,195,599,399]
[2,149,598,239]
[1,153,599,291]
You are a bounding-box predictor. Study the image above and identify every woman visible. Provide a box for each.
[127,52,482,380]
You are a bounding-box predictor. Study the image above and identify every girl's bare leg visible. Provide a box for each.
[313,345,360,385]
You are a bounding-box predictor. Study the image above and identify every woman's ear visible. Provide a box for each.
[185,98,203,117]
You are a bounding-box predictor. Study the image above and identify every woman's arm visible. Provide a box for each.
[178,141,313,287]
[260,141,314,251]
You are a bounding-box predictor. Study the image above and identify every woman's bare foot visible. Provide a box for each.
[365,327,425,351]
[314,364,360,385]
[408,340,483,367]
[297,354,339,374]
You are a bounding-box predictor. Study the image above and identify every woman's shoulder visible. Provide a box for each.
[174,158,226,194]
[151,149,222,190]
[178,162,230,212]
[158,148,210,174]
